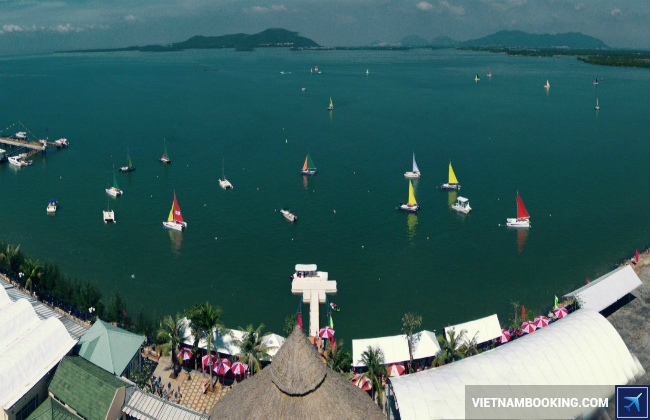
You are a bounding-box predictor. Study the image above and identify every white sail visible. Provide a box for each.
[412,153,420,173]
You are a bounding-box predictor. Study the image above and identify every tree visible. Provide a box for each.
[106,288,127,324]
[234,323,270,375]
[360,346,387,407]
[0,243,21,275]
[185,304,204,370]
[283,314,298,336]
[196,301,223,391]
[433,328,467,366]
[324,339,351,374]
[157,313,187,378]
[401,312,422,373]
[21,258,42,296]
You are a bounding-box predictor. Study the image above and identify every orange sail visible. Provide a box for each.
[302,155,309,171]
[173,193,184,223]
[516,191,530,219]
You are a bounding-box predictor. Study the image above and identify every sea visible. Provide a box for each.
[1,48,648,343]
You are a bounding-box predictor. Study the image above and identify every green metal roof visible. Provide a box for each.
[76,319,145,376]
[27,397,78,420]
[48,356,125,420]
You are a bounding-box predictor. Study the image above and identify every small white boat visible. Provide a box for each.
[219,158,233,189]
[160,141,172,164]
[281,209,297,222]
[595,98,600,110]
[54,138,69,148]
[451,196,471,214]
[544,80,550,89]
[506,191,530,228]
[475,73,480,82]
[163,192,187,231]
[404,152,421,178]
[14,132,27,140]
[103,210,115,223]
[301,88,307,92]
[47,199,58,214]
[8,156,28,167]
[366,69,369,75]
[105,168,123,197]
[119,148,136,172]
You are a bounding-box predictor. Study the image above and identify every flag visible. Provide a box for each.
[329,314,334,329]
[297,313,303,330]
[554,296,558,309]
[586,278,590,284]
[636,249,639,263]
[522,305,525,319]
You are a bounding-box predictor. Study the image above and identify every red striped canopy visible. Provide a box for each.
[179,348,193,361]
[352,375,372,391]
[534,316,550,328]
[386,363,406,377]
[553,307,568,319]
[521,321,537,334]
[318,326,335,339]
[499,329,511,344]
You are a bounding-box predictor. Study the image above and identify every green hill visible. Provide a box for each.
[463,30,608,49]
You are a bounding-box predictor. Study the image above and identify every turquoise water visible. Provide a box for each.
[1,49,648,342]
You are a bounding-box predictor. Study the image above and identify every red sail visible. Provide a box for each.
[173,193,184,223]
[516,192,530,219]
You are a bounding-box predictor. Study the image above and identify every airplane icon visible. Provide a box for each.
[624,393,642,412]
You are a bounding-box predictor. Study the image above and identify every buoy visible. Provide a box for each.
[215,237,217,240]
[131,274,135,279]
[333,210,336,213]
[257,188,259,190]
[362,245,364,249]
[151,195,153,197]
[204,204,206,207]
[291,238,294,241]
[286,139,288,143]
[549,214,552,217]
[427,237,429,240]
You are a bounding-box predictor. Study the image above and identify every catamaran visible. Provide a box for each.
[404,152,421,178]
[160,142,172,164]
[103,197,115,223]
[47,199,58,214]
[219,158,233,189]
[300,154,317,176]
[328,97,333,110]
[106,168,123,197]
[440,162,460,190]
[451,196,471,214]
[119,148,135,172]
[595,98,600,110]
[281,209,297,222]
[163,192,187,231]
[506,191,530,228]
[397,180,420,213]
[544,80,550,89]
[475,73,480,82]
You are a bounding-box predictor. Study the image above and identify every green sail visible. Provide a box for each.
[113,171,119,189]
[307,154,315,169]
[128,154,132,168]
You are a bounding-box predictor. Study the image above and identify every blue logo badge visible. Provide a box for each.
[616,385,649,419]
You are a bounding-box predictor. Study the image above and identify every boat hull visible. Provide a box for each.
[327,107,333,110]
[103,211,115,223]
[106,188,123,197]
[440,183,460,191]
[47,207,57,214]
[119,167,136,173]
[404,172,421,179]
[163,221,186,231]
[300,170,317,176]
[281,210,297,222]
[160,158,173,164]
[397,203,420,213]
[506,218,530,228]
[452,204,471,214]
[219,179,233,189]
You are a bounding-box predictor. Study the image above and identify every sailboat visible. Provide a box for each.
[595,98,600,110]
[440,162,460,190]
[506,191,530,228]
[163,192,187,231]
[219,158,233,189]
[366,69,369,75]
[160,142,172,164]
[106,167,123,197]
[593,77,598,86]
[300,153,317,176]
[315,65,319,72]
[397,180,420,213]
[475,73,480,82]
[119,148,135,172]
[103,196,115,223]
[544,80,550,89]
[488,70,492,78]
[404,152,421,178]
[328,97,333,111]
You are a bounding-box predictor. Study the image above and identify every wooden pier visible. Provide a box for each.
[0,136,60,158]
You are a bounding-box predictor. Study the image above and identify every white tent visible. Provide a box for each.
[389,309,645,420]
[353,330,441,367]
[564,265,642,312]
[444,314,501,345]
[0,285,10,310]
[0,299,41,349]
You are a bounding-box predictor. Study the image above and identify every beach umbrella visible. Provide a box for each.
[352,375,372,392]
[386,363,406,377]
[201,354,217,367]
[534,316,550,329]
[318,326,335,339]
[179,348,193,361]
[214,359,231,376]
[499,329,511,344]
[521,321,537,334]
[553,307,568,319]
[231,362,248,376]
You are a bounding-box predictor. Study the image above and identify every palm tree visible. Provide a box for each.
[401,312,422,373]
[234,323,270,375]
[21,258,42,296]
[0,244,21,274]
[433,328,467,366]
[157,313,187,379]
[196,301,223,390]
[324,339,352,375]
[184,304,204,370]
[360,346,387,407]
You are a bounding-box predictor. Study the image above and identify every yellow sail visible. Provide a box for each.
[167,203,174,222]
[448,162,459,184]
[408,180,417,205]
[329,97,333,108]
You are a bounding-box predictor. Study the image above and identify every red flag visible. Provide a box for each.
[522,305,525,319]
[297,313,303,330]
[586,278,590,284]
[636,249,639,263]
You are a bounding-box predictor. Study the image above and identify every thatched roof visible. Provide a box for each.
[209,326,384,419]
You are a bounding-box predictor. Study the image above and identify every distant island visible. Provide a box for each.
[66,28,320,53]
[462,30,608,49]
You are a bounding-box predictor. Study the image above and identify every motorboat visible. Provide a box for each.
[506,191,530,228]
[451,196,471,214]
[47,199,58,214]
[281,209,297,222]
[404,152,421,178]
[14,132,27,140]
[397,180,420,213]
[8,155,32,167]
[54,138,69,148]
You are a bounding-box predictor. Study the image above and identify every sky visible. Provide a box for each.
[0,0,648,54]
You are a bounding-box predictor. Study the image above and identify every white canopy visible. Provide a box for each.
[456,197,469,203]
[390,309,645,420]
[0,285,10,310]
[563,265,642,312]
[0,299,41,349]
[352,330,441,367]
[295,264,317,272]
[444,314,501,345]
